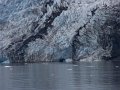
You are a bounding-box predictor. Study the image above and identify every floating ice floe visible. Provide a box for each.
[65,58,72,63]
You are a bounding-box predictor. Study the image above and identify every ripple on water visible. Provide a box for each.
[0,61,120,90]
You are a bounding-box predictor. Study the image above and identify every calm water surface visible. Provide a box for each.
[0,61,120,90]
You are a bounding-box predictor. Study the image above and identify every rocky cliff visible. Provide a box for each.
[0,0,120,63]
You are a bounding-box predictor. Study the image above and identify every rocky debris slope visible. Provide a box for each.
[0,0,120,63]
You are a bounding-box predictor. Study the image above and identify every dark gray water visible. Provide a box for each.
[0,61,120,90]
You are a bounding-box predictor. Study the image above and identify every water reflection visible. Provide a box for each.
[72,61,120,90]
[0,61,120,90]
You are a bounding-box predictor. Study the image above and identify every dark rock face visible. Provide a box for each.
[0,0,120,63]
[98,4,120,60]
[73,3,120,61]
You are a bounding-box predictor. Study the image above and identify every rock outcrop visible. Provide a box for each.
[0,0,120,63]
